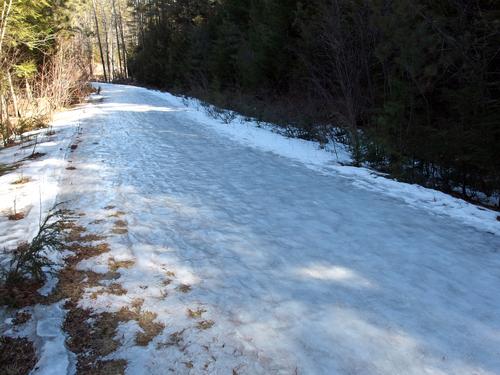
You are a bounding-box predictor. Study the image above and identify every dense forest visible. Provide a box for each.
[127,0,500,206]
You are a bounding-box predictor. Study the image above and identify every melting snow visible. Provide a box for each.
[1,83,499,374]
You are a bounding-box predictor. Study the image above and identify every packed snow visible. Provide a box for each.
[1,83,499,374]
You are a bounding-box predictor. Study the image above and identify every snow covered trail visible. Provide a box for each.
[58,83,499,375]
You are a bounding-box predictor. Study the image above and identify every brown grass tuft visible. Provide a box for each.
[111,228,128,235]
[177,284,191,293]
[165,270,175,277]
[8,212,25,221]
[114,220,127,227]
[65,225,105,243]
[197,320,215,330]
[13,311,31,325]
[0,337,37,375]
[11,176,31,185]
[109,258,135,272]
[157,329,185,349]
[0,278,43,308]
[187,308,206,319]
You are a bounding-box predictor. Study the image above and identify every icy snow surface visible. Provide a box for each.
[46,83,500,373]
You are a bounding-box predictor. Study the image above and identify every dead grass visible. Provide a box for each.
[111,218,128,235]
[64,306,123,374]
[45,242,111,304]
[108,258,135,272]
[114,220,127,227]
[65,224,86,238]
[108,211,126,218]
[111,306,165,347]
[135,310,165,346]
[197,320,215,330]
[177,284,191,293]
[0,336,37,375]
[0,210,162,372]
[46,236,128,373]
[108,283,127,296]
[47,215,162,366]
[165,270,175,277]
[157,329,185,349]
[130,298,144,312]
[8,212,25,221]
[78,233,106,242]
[65,225,105,243]
[11,176,31,185]
[65,242,110,259]
[13,311,31,325]
[187,308,206,319]
[111,228,128,235]
[0,278,43,308]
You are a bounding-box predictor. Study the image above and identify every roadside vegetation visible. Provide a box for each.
[0,0,92,147]
[126,0,500,207]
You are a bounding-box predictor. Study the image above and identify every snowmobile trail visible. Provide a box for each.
[57,83,500,374]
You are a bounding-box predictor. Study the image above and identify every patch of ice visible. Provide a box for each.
[31,302,72,375]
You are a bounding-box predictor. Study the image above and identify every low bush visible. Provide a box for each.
[2,204,69,286]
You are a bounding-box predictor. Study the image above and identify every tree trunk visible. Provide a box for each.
[92,0,108,82]
[117,1,128,77]
[0,0,13,55]
[25,78,33,103]
[112,0,123,78]
[100,3,112,82]
[0,93,13,145]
